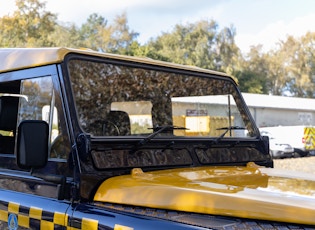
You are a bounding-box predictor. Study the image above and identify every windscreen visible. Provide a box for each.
[67,58,256,138]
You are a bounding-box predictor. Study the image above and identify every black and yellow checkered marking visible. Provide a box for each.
[68,216,99,230]
[0,201,99,230]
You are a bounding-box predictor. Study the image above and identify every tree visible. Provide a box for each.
[260,33,315,97]
[78,13,109,51]
[0,0,138,53]
[237,34,315,97]
[281,33,315,97]
[214,25,241,76]
[110,12,139,54]
[146,20,241,75]
[78,12,139,53]
[236,45,269,94]
[48,22,82,48]
[147,20,217,68]
[0,0,57,47]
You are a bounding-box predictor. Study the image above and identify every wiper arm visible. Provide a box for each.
[135,125,187,148]
[215,126,245,143]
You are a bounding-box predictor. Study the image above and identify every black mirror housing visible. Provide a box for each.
[17,120,49,169]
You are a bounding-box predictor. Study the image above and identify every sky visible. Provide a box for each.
[1,0,315,53]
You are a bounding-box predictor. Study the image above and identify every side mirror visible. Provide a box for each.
[17,120,49,169]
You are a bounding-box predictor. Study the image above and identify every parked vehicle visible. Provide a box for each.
[260,126,315,157]
[260,130,294,158]
[0,48,314,229]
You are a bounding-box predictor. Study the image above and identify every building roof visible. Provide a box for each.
[173,93,315,112]
[0,47,229,78]
[242,93,315,112]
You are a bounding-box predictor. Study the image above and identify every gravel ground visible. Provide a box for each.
[273,156,315,174]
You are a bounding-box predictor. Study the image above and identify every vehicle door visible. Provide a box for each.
[0,66,73,229]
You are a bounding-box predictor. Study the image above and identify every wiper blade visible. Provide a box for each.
[215,126,245,142]
[136,125,187,148]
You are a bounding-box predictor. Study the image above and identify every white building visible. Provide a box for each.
[242,93,315,127]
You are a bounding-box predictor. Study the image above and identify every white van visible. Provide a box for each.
[260,126,315,157]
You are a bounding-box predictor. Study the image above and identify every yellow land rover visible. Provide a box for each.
[0,48,314,229]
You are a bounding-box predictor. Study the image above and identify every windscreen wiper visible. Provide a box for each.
[214,126,245,143]
[134,125,188,149]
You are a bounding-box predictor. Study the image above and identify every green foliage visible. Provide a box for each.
[0,0,57,47]
[235,45,269,94]
[78,12,139,53]
[1,0,315,98]
[148,20,220,70]
[48,22,83,48]
[278,33,315,97]
[146,21,241,75]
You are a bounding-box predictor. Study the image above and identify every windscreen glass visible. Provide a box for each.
[67,58,256,138]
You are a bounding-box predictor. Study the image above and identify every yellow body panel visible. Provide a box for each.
[94,163,315,225]
[0,48,229,78]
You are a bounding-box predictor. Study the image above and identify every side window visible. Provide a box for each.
[17,76,70,159]
[18,77,53,122]
[0,76,70,159]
